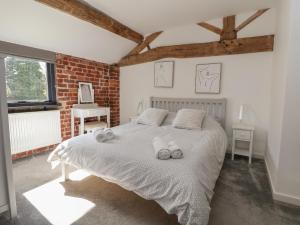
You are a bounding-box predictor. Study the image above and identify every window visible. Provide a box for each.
[5,56,56,107]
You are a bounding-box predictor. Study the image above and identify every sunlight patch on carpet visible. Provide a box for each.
[23,170,94,225]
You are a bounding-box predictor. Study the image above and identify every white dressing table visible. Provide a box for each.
[71,103,110,137]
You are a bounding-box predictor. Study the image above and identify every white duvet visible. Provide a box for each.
[48,117,228,225]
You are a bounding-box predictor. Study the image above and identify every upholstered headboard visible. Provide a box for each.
[150,97,227,128]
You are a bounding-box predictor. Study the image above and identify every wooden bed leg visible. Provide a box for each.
[62,162,70,181]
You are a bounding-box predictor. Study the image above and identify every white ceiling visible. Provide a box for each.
[0,0,276,64]
[86,0,276,34]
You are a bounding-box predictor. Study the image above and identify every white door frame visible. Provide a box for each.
[0,54,17,219]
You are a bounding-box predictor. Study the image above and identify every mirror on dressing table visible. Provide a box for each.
[71,82,110,137]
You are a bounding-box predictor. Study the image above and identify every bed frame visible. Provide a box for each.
[150,97,227,129]
[62,97,227,181]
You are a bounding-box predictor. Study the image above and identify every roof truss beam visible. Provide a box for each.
[118,35,274,67]
[35,0,144,43]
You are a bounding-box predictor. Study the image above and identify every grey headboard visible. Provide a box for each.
[150,97,227,128]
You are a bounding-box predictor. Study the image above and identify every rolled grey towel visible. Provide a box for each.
[93,128,115,143]
[152,137,171,160]
[93,128,106,142]
[104,128,115,141]
[168,141,184,159]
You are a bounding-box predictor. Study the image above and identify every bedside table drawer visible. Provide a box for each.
[234,130,251,140]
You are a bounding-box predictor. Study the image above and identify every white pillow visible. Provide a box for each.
[136,108,168,126]
[172,108,206,129]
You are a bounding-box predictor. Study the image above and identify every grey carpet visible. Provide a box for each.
[0,153,299,225]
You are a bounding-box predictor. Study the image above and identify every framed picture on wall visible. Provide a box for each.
[195,63,222,94]
[154,61,174,88]
[78,82,94,103]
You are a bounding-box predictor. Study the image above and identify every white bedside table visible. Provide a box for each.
[231,123,255,164]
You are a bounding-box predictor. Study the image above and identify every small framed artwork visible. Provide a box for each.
[195,63,222,94]
[78,82,94,103]
[154,61,174,88]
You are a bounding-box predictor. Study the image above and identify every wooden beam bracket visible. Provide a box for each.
[198,8,269,41]
[125,31,163,58]
[235,9,269,32]
[197,22,222,35]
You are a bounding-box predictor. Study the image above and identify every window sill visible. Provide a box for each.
[8,103,62,113]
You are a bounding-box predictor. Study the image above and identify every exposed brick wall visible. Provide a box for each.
[108,66,120,126]
[12,54,120,160]
[56,53,120,140]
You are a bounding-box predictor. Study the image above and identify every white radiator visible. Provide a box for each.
[8,110,62,154]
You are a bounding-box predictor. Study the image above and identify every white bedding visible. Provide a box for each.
[48,117,228,225]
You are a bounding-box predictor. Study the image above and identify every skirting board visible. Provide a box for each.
[226,137,266,159]
[0,204,9,214]
[226,149,264,159]
[264,156,300,207]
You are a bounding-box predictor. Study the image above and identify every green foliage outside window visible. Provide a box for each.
[5,56,48,102]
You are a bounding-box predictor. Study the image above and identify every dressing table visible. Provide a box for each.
[71,104,110,137]
[71,82,110,137]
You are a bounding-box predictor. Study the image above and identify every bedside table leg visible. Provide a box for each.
[231,139,235,160]
[249,135,254,164]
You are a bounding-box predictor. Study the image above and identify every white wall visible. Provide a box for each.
[278,0,300,193]
[120,10,275,157]
[267,0,290,179]
[266,0,300,206]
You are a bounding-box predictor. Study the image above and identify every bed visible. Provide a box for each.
[48,97,228,225]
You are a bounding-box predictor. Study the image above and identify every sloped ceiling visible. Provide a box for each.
[0,0,276,64]
[0,0,136,64]
[86,0,276,34]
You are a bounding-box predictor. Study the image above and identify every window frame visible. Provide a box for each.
[5,58,57,108]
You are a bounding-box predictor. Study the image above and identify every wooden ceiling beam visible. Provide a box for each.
[35,0,143,43]
[125,31,163,57]
[221,15,236,40]
[236,9,269,32]
[197,22,222,35]
[118,35,274,67]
